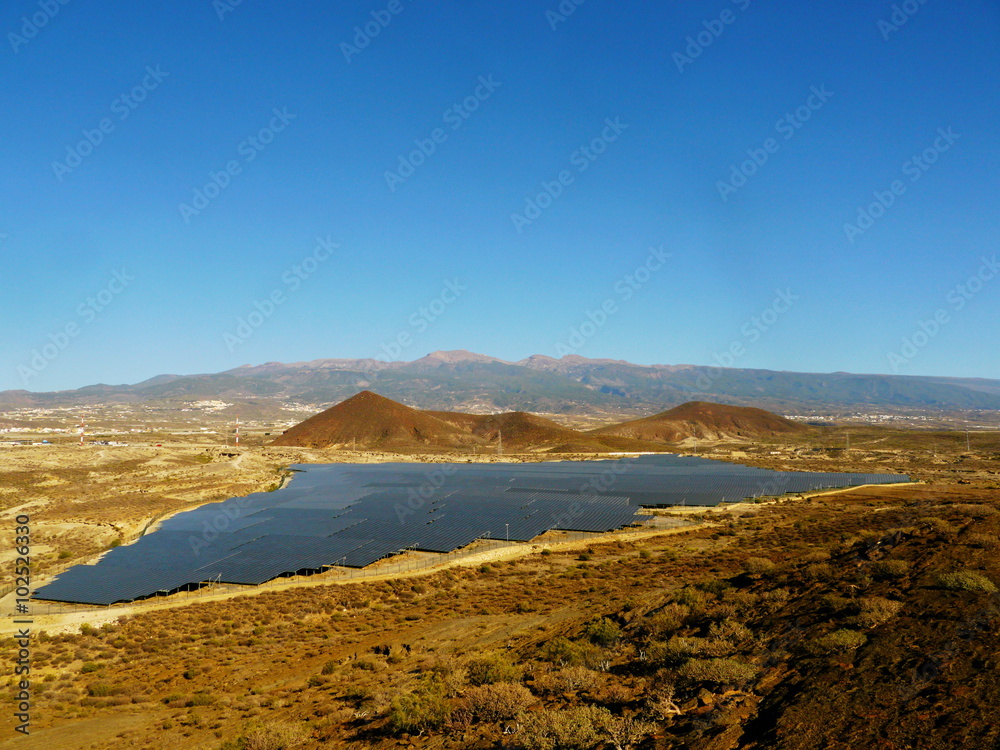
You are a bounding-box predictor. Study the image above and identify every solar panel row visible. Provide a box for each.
[33,454,909,605]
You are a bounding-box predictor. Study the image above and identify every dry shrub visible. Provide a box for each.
[809,629,867,654]
[804,563,833,581]
[761,588,791,612]
[744,556,776,575]
[649,637,707,667]
[538,637,603,669]
[936,570,998,594]
[922,516,960,536]
[871,559,910,579]
[707,619,754,649]
[463,682,533,722]
[644,604,690,639]
[534,665,599,694]
[854,597,904,628]
[646,684,682,721]
[224,720,308,750]
[963,533,999,550]
[515,705,609,750]
[678,658,757,686]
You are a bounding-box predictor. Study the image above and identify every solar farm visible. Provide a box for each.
[33,455,910,606]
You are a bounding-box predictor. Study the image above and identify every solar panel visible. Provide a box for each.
[33,455,910,605]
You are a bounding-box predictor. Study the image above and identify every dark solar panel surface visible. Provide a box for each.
[34,455,909,605]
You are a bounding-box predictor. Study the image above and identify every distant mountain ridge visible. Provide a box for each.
[3,350,999,414]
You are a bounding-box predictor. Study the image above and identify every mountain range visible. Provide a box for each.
[3,350,999,415]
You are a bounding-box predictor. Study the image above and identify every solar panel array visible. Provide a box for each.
[34,455,909,605]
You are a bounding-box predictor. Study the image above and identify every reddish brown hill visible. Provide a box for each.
[470,411,579,449]
[270,391,471,450]
[592,400,810,443]
[426,410,666,453]
[274,392,671,453]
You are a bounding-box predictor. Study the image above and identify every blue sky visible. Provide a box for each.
[1,0,998,392]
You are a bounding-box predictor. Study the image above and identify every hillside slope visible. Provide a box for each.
[593,400,811,443]
[270,391,473,450]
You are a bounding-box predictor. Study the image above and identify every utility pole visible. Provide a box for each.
[497,428,503,456]
[79,416,85,446]
[235,417,240,446]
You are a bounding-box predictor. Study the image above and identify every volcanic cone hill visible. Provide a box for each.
[272,393,803,453]
[428,410,576,449]
[270,391,473,450]
[591,400,811,443]
[273,392,665,453]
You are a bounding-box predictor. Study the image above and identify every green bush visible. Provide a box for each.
[584,618,621,647]
[465,651,522,686]
[678,658,757,685]
[389,679,451,734]
[936,570,998,594]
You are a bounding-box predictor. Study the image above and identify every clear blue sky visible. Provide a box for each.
[1,0,998,392]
